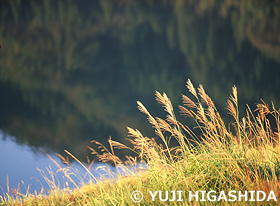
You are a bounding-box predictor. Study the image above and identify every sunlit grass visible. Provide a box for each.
[1,79,280,205]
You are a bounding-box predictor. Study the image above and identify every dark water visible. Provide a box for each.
[0,0,280,196]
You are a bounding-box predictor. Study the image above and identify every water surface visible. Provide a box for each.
[0,0,280,195]
[0,131,118,197]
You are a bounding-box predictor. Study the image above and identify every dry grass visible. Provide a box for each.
[2,79,280,205]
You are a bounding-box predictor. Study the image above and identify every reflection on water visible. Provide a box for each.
[0,0,280,193]
[0,131,146,196]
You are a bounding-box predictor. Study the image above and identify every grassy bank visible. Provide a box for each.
[1,79,280,205]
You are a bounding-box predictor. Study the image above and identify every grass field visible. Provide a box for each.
[1,79,280,205]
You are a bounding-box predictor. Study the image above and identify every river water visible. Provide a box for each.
[0,0,280,197]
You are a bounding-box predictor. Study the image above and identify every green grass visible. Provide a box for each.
[1,79,280,205]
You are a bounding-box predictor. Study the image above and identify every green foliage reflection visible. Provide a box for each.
[0,0,280,160]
